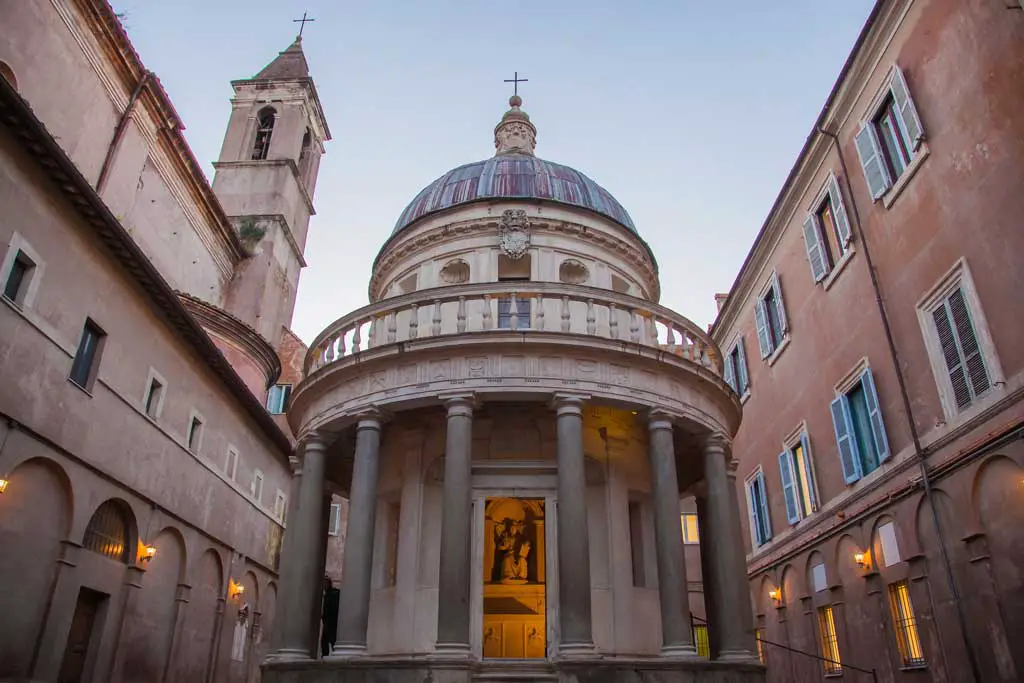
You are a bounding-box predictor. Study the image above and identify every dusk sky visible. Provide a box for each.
[112,0,875,344]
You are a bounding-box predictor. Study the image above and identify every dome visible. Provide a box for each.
[392,154,638,236]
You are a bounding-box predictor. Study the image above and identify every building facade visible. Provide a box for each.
[711,1,1024,681]
[262,95,765,683]
[0,1,331,681]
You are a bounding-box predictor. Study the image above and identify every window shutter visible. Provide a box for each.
[932,302,971,409]
[771,272,788,333]
[799,432,818,511]
[948,289,991,399]
[778,450,800,524]
[889,66,924,150]
[754,300,771,359]
[827,174,853,246]
[860,368,891,462]
[757,471,772,542]
[802,214,828,283]
[736,337,750,394]
[830,395,864,484]
[746,481,761,547]
[855,124,892,200]
[724,352,737,392]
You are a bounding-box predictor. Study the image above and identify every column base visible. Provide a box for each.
[660,644,699,658]
[326,643,367,659]
[556,640,596,659]
[432,642,473,659]
[264,647,313,662]
[716,649,761,663]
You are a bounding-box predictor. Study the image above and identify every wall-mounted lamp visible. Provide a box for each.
[768,588,781,604]
[230,579,246,600]
[0,478,8,494]
[854,552,867,568]
[140,545,156,563]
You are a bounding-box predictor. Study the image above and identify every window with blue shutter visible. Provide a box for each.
[779,450,800,524]
[798,433,818,512]
[931,287,991,411]
[725,338,750,395]
[803,175,854,285]
[830,395,863,484]
[779,434,819,525]
[724,350,737,393]
[754,274,788,360]
[859,368,891,463]
[746,472,772,547]
[857,65,925,200]
[832,366,892,485]
[802,215,828,283]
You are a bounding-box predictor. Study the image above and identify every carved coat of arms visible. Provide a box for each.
[498,209,531,260]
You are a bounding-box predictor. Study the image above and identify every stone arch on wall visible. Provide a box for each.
[175,547,223,683]
[120,527,186,681]
[780,564,800,607]
[0,457,73,677]
[81,498,137,564]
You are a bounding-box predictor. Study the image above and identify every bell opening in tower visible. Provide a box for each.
[482,498,546,659]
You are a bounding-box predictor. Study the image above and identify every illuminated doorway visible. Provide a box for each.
[482,498,546,659]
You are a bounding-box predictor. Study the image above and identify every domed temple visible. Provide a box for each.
[264,96,764,683]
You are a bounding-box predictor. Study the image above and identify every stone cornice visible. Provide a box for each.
[177,293,282,389]
[369,215,661,303]
[711,0,906,340]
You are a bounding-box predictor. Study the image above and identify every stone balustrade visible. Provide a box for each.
[306,282,721,378]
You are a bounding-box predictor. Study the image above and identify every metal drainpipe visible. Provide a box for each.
[818,127,982,683]
[96,70,153,194]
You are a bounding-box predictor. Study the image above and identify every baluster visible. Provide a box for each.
[609,303,619,339]
[561,296,571,332]
[387,311,398,343]
[324,337,335,363]
[457,297,467,333]
[664,321,677,354]
[483,295,493,330]
[586,299,596,335]
[509,292,520,331]
[534,295,544,330]
[352,320,362,353]
[432,299,442,336]
[409,303,419,339]
[630,309,641,343]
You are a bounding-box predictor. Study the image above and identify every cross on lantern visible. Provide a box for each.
[503,71,529,97]
[293,11,316,38]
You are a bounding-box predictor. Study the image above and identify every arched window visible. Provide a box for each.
[252,107,276,160]
[83,500,131,563]
[298,127,313,181]
[0,61,17,91]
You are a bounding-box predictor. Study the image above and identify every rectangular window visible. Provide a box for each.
[274,490,287,522]
[328,502,342,536]
[811,562,828,593]
[187,416,203,452]
[817,605,843,675]
[830,367,890,485]
[225,448,239,481]
[144,377,163,418]
[755,629,766,664]
[628,501,646,587]
[681,513,699,544]
[779,433,818,524]
[3,250,34,305]
[69,319,106,390]
[497,293,532,330]
[855,66,925,200]
[385,501,401,587]
[251,469,264,503]
[878,521,901,567]
[930,287,991,411]
[693,624,710,658]
[746,471,772,548]
[724,338,749,395]
[266,384,292,414]
[888,581,926,667]
[802,175,853,284]
[754,273,787,359]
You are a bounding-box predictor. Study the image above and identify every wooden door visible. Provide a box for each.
[58,588,105,683]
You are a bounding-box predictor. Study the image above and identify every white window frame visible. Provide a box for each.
[754,271,789,363]
[225,446,239,481]
[142,368,167,420]
[251,469,264,503]
[723,334,750,399]
[328,502,342,536]
[744,468,772,549]
[274,489,287,522]
[1,232,45,310]
[916,259,1003,420]
[186,410,205,453]
[779,423,819,525]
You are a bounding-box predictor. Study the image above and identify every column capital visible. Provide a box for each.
[702,431,732,455]
[647,408,677,433]
[550,392,590,417]
[298,430,328,452]
[356,408,389,432]
[439,391,478,417]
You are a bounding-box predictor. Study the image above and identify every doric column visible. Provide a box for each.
[552,393,594,656]
[435,394,476,655]
[269,434,327,660]
[702,433,758,660]
[647,411,696,657]
[333,415,384,655]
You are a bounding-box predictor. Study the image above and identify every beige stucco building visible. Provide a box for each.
[0,2,333,681]
[263,94,764,683]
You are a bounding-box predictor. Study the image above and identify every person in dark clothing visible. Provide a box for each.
[321,575,340,657]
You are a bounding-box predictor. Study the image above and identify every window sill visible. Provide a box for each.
[882,144,930,209]
[900,664,928,672]
[740,389,752,405]
[67,377,94,397]
[767,336,791,366]
[822,246,856,291]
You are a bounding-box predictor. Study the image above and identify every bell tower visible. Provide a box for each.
[212,36,330,348]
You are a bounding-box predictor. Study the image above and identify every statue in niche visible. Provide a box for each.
[493,518,530,584]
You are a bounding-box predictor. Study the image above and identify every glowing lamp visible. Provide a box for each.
[142,545,156,562]
[230,579,246,600]
[0,478,8,494]
[854,552,867,568]
[768,588,781,603]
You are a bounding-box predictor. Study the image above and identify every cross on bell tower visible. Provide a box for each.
[503,71,528,97]
[293,11,316,38]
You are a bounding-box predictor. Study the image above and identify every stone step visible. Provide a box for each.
[473,662,558,682]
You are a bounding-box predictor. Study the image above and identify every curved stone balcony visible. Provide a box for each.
[293,283,739,438]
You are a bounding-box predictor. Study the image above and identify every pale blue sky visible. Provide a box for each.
[112,0,874,344]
